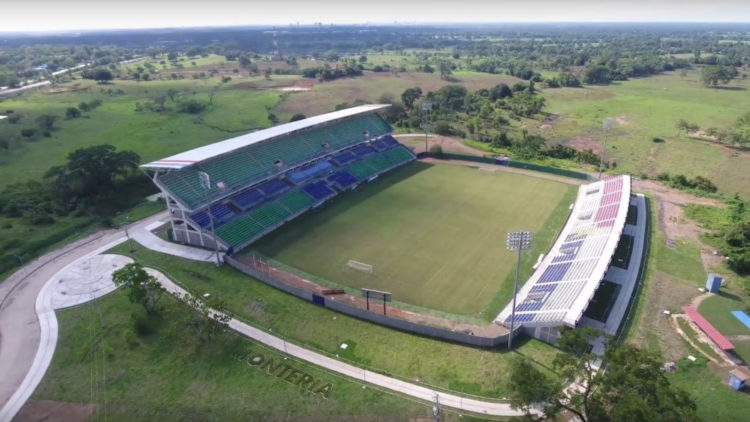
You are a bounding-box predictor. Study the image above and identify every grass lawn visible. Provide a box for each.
[668,358,750,422]
[583,281,620,323]
[539,70,750,199]
[109,241,562,398]
[698,293,750,336]
[112,200,165,227]
[31,290,451,422]
[733,340,750,364]
[249,162,577,316]
[0,77,284,280]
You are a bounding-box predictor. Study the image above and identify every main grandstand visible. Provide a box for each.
[141,104,415,253]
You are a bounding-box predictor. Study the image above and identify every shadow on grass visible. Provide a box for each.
[249,161,433,254]
[712,86,747,91]
[716,290,744,302]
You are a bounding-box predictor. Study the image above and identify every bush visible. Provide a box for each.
[65,107,81,119]
[433,121,454,136]
[289,113,306,122]
[429,144,444,157]
[652,137,665,143]
[20,128,36,138]
[177,99,207,114]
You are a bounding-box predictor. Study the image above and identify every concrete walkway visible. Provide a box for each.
[130,220,215,263]
[0,250,130,422]
[0,212,167,422]
[149,269,530,418]
[1,212,531,420]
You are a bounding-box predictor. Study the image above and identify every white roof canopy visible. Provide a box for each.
[141,104,390,170]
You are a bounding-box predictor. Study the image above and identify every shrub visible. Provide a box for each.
[177,99,207,114]
[433,121,454,136]
[20,128,36,138]
[289,113,306,122]
[652,137,665,143]
[429,144,444,157]
[65,107,81,119]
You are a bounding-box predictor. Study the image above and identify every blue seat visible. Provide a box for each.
[231,189,264,210]
[302,181,335,201]
[328,170,359,189]
[257,179,289,197]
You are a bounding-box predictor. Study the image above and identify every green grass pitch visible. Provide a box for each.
[249,162,577,316]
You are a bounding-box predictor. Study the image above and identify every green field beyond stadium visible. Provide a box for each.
[248,162,576,316]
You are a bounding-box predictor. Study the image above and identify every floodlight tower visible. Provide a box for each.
[421,101,432,155]
[600,117,614,180]
[506,230,532,349]
[198,171,222,267]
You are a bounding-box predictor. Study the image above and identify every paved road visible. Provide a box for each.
[0,212,167,417]
[0,211,532,420]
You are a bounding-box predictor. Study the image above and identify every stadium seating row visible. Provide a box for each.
[158,114,392,209]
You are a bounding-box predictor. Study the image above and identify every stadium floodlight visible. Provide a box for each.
[198,171,222,267]
[600,118,615,180]
[506,230,533,349]
[421,101,432,155]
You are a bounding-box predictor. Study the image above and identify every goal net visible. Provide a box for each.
[347,259,374,274]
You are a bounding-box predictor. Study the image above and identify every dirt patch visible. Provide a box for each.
[634,179,726,268]
[567,136,601,154]
[538,113,560,130]
[615,114,630,126]
[16,400,96,422]
[395,134,483,156]
[631,271,697,360]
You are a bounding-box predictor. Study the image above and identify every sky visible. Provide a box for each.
[1,0,750,32]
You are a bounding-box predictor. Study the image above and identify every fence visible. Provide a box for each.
[423,151,596,181]
[225,255,513,348]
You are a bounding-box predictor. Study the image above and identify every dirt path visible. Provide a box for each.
[671,314,735,365]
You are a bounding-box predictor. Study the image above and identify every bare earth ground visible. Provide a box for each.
[568,136,602,155]
[633,179,726,269]
[14,400,95,422]
[395,134,485,155]
[235,256,508,337]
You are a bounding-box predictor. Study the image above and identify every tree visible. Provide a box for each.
[439,60,453,80]
[65,107,81,119]
[44,144,140,199]
[112,263,165,314]
[584,65,613,84]
[489,83,513,101]
[701,65,738,88]
[401,87,423,110]
[507,329,700,422]
[82,68,114,84]
[35,114,57,132]
[166,88,179,103]
[175,292,231,344]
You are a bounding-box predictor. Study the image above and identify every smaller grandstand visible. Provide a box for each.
[496,175,635,340]
[142,105,415,254]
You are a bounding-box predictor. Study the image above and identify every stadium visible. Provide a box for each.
[141,104,648,347]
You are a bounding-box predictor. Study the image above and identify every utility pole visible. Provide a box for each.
[600,117,614,180]
[506,231,532,349]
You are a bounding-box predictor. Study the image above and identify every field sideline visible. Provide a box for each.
[249,162,577,316]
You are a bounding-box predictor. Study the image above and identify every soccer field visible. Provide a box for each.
[249,162,577,316]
